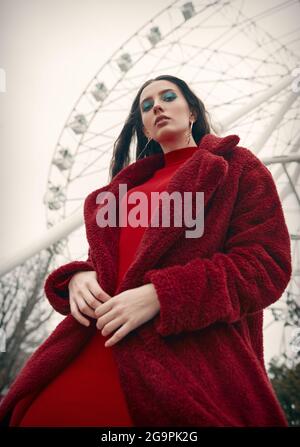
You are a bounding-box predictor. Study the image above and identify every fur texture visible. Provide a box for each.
[0,133,292,427]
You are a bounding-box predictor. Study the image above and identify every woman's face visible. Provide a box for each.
[139,80,195,149]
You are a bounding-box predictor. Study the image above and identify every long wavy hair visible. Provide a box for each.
[108,75,218,181]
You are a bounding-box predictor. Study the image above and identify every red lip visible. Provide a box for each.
[155,115,170,125]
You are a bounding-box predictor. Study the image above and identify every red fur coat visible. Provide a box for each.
[0,133,292,426]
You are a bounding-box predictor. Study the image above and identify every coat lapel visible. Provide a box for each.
[84,134,240,296]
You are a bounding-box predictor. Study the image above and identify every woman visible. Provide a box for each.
[0,75,292,427]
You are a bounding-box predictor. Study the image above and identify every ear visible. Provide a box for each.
[190,110,197,123]
[143,127,150,138]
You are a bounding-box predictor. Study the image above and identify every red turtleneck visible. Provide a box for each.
[117,145,198,284]
[11,145,198,427]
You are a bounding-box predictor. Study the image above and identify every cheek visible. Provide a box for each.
[172,110,188,129]
[172,103,189,121]
[143,114,152,129]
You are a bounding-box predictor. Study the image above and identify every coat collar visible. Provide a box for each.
[84,133,240,296]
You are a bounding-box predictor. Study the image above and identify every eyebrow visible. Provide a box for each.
[140,88,176,106]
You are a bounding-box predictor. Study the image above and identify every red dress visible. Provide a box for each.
[9,145,198,427]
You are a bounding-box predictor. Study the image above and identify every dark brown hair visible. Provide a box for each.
[108,74,218,181]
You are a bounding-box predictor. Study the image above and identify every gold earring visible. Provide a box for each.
[137,134,152,160]
[186,120,194,145]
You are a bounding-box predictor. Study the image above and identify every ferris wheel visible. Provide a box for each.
[20,0,300,362]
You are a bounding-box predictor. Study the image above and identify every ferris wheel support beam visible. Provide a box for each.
[262,155,300,203]
[261,152,300,206]
[281,163,300,207]
[222,75,300,207]
[251,91,298,153]
[0,209,83,277]
[221,75,296,132]
[261,154,300,165]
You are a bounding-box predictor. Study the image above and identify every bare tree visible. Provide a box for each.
[0,243,65,395]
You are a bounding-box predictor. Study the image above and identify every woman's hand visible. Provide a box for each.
[69,271,112,327]
[95,283,160,347]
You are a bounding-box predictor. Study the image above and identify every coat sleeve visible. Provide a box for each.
[143,159,292,337]
[44,248,95,315]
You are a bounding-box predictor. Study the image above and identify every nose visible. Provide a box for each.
[153,102,163,114]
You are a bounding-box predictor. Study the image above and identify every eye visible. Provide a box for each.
[162,91,177,101]
[142,99,153,112]
[141,91,177,112]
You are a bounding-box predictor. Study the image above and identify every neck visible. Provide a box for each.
[163,144,198,168]
[160,137,197,154]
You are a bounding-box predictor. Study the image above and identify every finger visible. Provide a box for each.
[81,287,101,311]
[77,295,97,319]
[104,322,131,347]
[89,281,111,303]
[95,299,113,318]
[70,298,90,327]
[100,316,125,337]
